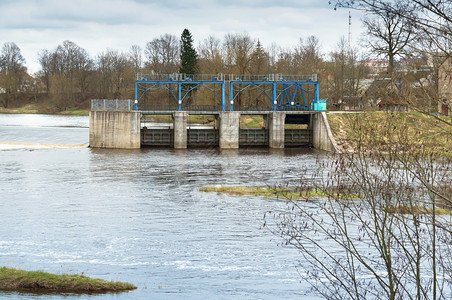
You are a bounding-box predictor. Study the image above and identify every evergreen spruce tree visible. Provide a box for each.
[179,29,198,75]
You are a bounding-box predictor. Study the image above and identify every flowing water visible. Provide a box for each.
[0,114,324,299]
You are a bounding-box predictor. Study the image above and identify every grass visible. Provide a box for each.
[60,108,90,115]
[0,104,89,116]
[0,104,40,114]
[199,186,330,199]
[327,111,452,156]
[384,205,451,215]
[0,267,136,293]
[240,115,264,128]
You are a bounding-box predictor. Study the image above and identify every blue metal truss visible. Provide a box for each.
[135,73,321,111]
[135,77,224,111]
[229,80,319,111]
[277,82,319,111]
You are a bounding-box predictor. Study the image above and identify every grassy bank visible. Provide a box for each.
[327,111,452,155]
[0,267,136,293]
[384,205,451,215]
[0,104,89,116]
[0,104,40,114]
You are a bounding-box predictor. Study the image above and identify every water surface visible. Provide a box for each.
[0,114,322,299]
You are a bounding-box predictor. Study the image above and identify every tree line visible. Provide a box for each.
[0,31,341,111]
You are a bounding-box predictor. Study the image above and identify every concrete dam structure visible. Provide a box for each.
[89,110,339,152]
[89,73,339,152]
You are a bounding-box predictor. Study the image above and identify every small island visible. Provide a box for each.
[0,267,136,293]
[199,185,329,199]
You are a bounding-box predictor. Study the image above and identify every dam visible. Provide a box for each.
[89,73,338,152]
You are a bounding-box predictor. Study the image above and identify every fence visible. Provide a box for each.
[91,99,134,111]
[136,73,318,82]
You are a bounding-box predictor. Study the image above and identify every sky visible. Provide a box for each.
[0,0,365,74]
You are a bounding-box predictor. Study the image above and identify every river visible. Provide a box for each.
[0,114,324,299]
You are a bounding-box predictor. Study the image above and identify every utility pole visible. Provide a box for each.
[348,11,352,48]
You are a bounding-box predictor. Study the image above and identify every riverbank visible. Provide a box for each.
[0,267,136,293]
[0,104,89,116]
[327,111,452,155]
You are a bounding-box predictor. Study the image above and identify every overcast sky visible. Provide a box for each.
[0,0,365,74]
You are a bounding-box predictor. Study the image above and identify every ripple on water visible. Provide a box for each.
[0,114,322,299]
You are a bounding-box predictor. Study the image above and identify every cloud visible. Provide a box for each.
[0,0,365,73]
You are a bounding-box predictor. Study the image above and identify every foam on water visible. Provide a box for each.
[0,142,88,150]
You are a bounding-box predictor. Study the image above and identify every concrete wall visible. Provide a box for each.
[89,111,141,149]
[219,112,240,149]
[173,111,188,149]
[268,111,285,148]
[312,112,340,153]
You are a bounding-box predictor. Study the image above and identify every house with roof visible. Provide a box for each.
[361,78,408,111]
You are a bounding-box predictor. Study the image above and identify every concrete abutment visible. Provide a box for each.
[89,111,141,149]
[312,112,340,152]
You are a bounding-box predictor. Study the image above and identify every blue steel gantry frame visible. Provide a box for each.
[135,74,225,111]
[134,73,320,111]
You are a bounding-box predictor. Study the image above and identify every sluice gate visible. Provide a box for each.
[140,112,313,148]
[141,128,172,146]
[141,128,311,147]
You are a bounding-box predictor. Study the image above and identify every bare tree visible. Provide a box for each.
[361,1,415,75]
[331,0,451,115]
[266,112,452,299]
[198,35,224,74]
[129,44,143,74]
[330,0,451,58]
[327,37,369,109]
[145,34,179,74]
[96,50,134,99]
[37,49,52,93]
[38,40,93,109]
[0,42,26,108]
[294,36,323,75]
[274,48,295,75]
[223,32,255,75]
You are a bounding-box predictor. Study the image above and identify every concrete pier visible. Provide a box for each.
[173,111,188,149]
[219,112,240,149]
[89,111,141,149]
[268,111,286,148]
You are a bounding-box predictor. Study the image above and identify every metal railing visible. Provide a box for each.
[140,105,222,112]
[138,104,319,112]
[232,105,273,111]
[91,99,133,111]
[136,73,318,82]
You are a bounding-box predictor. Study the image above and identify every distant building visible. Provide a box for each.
[362,78,407,111]
[438,56,452,116]
[360,59,389,77]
